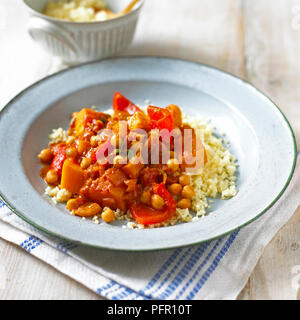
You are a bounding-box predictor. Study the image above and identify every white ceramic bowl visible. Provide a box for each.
[23,0,144,65]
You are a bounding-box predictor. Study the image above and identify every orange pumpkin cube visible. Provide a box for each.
[61,159,85,194]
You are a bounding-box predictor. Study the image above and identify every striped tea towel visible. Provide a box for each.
[0,156,299,300]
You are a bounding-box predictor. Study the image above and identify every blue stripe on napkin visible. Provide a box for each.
[20,236,43,253]
[184,230,239,299]
[97,230,240,300]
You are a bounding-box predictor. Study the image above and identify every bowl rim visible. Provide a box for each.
[23,0,144,26]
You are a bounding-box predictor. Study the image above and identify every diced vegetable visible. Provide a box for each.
[74,108,108,137]
[61,158,85,194]
[122,159,144,179]
[50,144,67,176]
[124,179,137,192]
[105,168,127,187]
[128,111,150,131]
[91,138,113,164]
[166,104,182,127]
[147,105,174,132]
[154,183,176,212]
[130,183,176,225]
[113,92,141,115]
[83,169,128,211]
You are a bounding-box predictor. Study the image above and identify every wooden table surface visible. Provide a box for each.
[1,0,300,300]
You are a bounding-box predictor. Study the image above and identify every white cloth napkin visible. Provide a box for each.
[0,156,299,300]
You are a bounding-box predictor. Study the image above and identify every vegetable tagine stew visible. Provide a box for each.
[39,92,237,228]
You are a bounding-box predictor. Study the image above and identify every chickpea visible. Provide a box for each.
[167,158,179,173]
[66,147,78,158]
[113,155,126,168]
[151,194,165,210]
[38,148,53,163]
[90,135,99,147]
[66,198,81,211]
[74,202,102,217]
[177,198,191,209]
[45,169,58,185]
[66,136,75,145]
[140,190,151,205]
[80,157,91,169]
[181,185,195,199]
[101,207,115,223]
[168,183,182,195]
[77,140,89,155]
[179,174,190,186]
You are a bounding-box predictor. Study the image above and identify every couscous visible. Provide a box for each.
[43,0,128,22]
[39,92,237,228]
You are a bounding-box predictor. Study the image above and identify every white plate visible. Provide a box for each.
[0,57,296,251]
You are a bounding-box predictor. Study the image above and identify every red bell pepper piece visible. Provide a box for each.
[91,138,114,165]
[153,183,176,211]
[50,144,67,176]
[130,183,176,225]
[147,105,174,132]
[113,92,141,115]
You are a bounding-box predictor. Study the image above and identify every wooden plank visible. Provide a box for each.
[238,206,300,300]
[238,0,300,300]
[125,0,246,76]
[0,238,100,299]
[242,0,300,147]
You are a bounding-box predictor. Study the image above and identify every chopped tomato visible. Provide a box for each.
[50,144,67,176]
[91,138,113,164]
[147,105,174,132]
[130,183,176,225]
[113,92,141,115]
[130,204,173,225]
[153,183,176,212]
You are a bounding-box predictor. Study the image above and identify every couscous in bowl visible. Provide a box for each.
[23,0,144,64]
